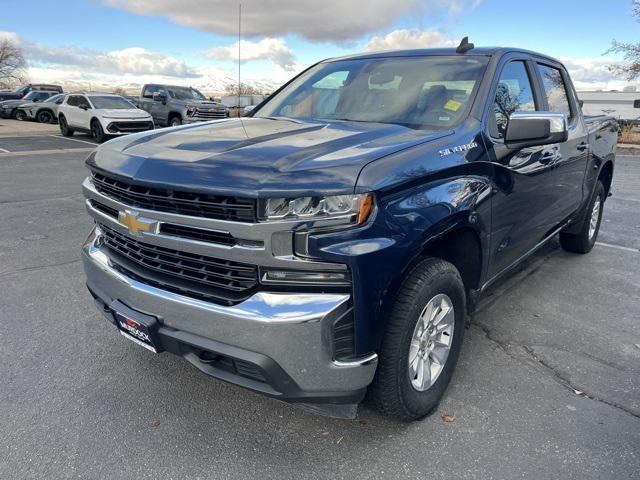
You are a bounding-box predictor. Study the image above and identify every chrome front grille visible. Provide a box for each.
[91,172,256,222]
[192,108,227,119]
[99,224,258,305]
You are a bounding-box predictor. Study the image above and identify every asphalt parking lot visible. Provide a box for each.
[1,126,638,479]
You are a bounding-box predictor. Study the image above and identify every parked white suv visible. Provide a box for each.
[57,93,154,143]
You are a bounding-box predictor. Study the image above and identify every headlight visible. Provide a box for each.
[186,105,196,116]
[261,193,374,225]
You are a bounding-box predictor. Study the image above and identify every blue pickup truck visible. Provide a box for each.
[81,43,617,421]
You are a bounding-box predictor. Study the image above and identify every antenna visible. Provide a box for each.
[238,2,241,112]
[456,36,474,54]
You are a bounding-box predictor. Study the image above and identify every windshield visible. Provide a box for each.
[167,87,206,101]
[255,56,489,129]
[89,96,136,109]
[45,94,64,104]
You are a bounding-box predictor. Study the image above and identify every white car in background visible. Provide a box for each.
[57,93,154,143]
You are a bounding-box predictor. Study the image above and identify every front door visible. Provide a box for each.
[485,59,561,278]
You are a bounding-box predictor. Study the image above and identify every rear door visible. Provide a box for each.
[63,95,81,126]
[484,56,562,278]
[534,62,589,221]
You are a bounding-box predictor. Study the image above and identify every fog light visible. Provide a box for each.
[260,269,351,285]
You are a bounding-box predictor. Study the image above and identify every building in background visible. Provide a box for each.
[578,87,640,125]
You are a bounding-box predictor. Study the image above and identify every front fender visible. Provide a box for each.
[310,175,493,354]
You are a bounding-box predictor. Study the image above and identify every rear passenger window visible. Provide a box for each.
[493,61,537,138]
[537,64,572,120]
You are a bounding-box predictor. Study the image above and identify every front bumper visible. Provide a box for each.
[82,226,377,412]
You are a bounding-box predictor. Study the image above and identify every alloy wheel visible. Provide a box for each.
[408,293,455,391]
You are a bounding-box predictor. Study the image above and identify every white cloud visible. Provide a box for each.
[2,31,195,77]
[103,0,480,42]
[559,56,628,91]
[204,37,296,71]
[365,29,457,52]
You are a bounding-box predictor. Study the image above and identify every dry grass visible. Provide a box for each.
[619,124,640,144]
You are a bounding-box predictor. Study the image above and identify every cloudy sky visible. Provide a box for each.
[0,0,637,92]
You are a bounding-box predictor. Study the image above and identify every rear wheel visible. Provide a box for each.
[37,110,54,123]
[560,181,605,254]
[91,119,107,143]
[58,115,74,137]
[367,257,466,421]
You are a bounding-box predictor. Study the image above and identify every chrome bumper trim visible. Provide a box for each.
[82,226,377,392]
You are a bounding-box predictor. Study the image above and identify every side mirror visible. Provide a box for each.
[33,99,40,103]
[79,104,89,110]
[505,112,568,148]
[243,105,255,115]
[153,92,167,104]
[634,99,640,108]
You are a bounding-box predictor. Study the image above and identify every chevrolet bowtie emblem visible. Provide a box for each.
[118,210,157,236]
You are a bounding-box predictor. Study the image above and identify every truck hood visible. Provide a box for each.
[88,117,449,197]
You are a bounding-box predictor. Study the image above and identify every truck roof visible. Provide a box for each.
[325,47,562,65]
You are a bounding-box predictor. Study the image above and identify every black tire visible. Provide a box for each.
[91,119,107,143]
[11,108,19,120]
[169,115,182,127]
[367,257,466,421]
[14,109,25,121]
[559,181,605,254]
[37,110,54,123]
[58,115,74,137]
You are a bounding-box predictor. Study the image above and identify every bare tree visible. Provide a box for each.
[224,82,263,96]
[112,87,128,96]
[608,1,640,80]
[0,38,27,88]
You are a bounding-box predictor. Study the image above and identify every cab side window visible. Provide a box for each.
[66,95,79,107]
[142,85,159,99]
[537,64,572,120]
[493,61,537,138]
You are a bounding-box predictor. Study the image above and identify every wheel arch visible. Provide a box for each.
[598,160,614,198]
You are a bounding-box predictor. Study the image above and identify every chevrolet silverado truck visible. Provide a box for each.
[138,84,229,127]
[81,43,617,421]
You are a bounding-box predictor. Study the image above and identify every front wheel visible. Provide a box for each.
[169,115,182,127]
[91,120,107,143]
[14,109,25,121]
[560,181,605,254]
[367,257,466,421]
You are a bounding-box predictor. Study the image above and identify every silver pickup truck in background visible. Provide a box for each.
[138,84,229,127]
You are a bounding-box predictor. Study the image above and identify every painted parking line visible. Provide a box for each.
[0,147,95,157]
[49,135,98,146]
[0,147,9,153]
[596,241,639,253]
